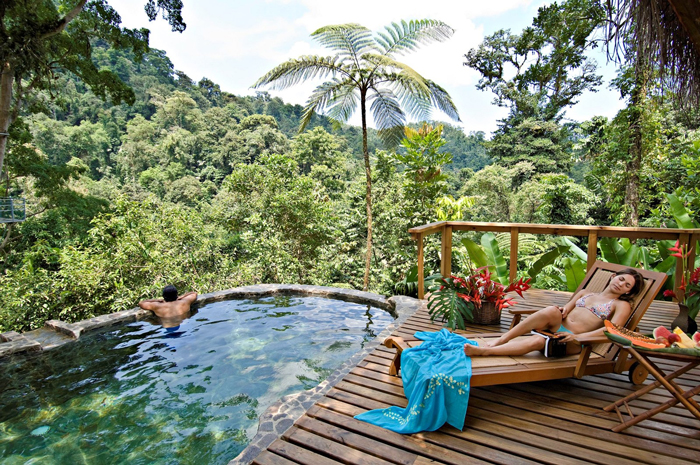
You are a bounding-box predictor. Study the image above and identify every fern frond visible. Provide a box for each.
[299,78,356,132]
[326,83,359,122]
[253,56,348,91]
[426,80,461,122]
[387,72,433,120]
[312,24,378,62]
[368,88,405,147]
[378,19,454,57]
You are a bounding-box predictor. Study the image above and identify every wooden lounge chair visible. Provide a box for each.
[384,261,667,387]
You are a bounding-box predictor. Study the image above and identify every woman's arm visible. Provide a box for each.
[560,289,586,318]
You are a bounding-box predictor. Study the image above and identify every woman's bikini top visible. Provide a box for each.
[575,293,616,320]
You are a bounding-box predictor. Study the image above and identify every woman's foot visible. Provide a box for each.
[464,343,488,356]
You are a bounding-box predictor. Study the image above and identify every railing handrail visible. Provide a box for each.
[409,221,700,239]
[409,221,700,300]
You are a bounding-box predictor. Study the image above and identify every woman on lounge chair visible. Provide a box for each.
[463,268,644,357]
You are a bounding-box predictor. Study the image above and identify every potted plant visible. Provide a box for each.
[663,241,699,333]
[427,266,531,330]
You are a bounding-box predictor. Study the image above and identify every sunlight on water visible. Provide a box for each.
[0,296,393,464]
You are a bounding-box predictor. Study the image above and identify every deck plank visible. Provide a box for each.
[249,290,700,464]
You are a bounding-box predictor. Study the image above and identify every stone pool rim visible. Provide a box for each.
[0,284,421,465]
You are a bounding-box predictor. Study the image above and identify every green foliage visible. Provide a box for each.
[0,196,242,332]
[440,127,492,172]
[394,124,452,224]
[426,277,473,330]
[485,118,573,174]
[465,0,604,174]
[213,154,337,283]
[465,0,603,123]
[461,233,509,284]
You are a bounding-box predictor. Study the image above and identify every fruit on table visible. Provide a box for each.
[693,331,700,348]
[653,326,673,340]
[667,333,681,345]
[604,320,667,349]
[673,328,696,349]
[655,336,671,347]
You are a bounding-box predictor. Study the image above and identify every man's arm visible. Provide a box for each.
[177,291,198,304]
[139,299,164,311]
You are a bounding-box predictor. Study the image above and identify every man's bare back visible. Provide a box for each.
[139,288,198,319]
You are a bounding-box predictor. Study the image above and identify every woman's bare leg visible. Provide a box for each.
[485,306,563,348]
[465,335,545,356]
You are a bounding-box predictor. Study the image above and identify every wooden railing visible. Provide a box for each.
[409,221,700,300]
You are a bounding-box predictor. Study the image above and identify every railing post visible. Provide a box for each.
[440,225,452,279]
[509,227,519,282]
[688,233,699,274]
[587,230,598,271]
[417,234,425,300]
[677,233,691,297]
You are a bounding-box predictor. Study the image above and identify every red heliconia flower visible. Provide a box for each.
[671,252,683,258]
[669,240,681,253]
[663,289,676,298]
[690,266,700,285]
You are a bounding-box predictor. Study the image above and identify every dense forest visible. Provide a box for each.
[1,0,699,333]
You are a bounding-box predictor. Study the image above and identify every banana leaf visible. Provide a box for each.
[639,246,652,270]
[481,232,509,284]
[527,243,569,279]
[599,237,639,267]
[667,193,699,228]
[561,257,586,292]
[654,255,676,274]
[558,237,587,261]
[461,238,489,270]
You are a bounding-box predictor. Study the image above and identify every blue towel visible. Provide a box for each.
[354,328,476,433]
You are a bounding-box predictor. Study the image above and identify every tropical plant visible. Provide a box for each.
[435,195,476,221]
[427,267,531,330]
[395,124,452,224]
[394,264,419,297]
[253,20,460,290]
[663,242,700,319]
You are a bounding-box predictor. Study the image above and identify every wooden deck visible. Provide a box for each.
[251,290,700,464]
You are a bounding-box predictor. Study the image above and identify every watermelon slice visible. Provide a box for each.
[653,326,672,340]
[693,331,700,348]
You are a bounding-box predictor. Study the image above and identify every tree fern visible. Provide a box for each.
[254,20,460,291]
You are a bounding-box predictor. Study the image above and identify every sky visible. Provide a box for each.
[112,0,626,137]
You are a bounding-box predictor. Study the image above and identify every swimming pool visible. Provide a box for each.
[0,295,395,464]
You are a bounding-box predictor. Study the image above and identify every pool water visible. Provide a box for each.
[0,295,394,464]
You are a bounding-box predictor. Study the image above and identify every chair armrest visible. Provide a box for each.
[576,335,611,345]
[384,336,410,353]
[384,336,410,376]
[508,308,538,315]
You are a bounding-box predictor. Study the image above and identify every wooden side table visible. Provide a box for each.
[603,343,700,432]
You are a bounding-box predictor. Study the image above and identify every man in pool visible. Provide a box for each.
[139,285,198,329]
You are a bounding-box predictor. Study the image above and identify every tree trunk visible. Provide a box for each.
[360,89,372,291]
[625,59,648,227]
[0,61,14,181]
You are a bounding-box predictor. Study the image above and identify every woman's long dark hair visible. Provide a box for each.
[614,268,644,302]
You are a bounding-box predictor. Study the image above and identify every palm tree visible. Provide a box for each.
[254,20,460,291]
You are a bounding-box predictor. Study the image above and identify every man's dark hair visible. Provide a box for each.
[163,285,178,302]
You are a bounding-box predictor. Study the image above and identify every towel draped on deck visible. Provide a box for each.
[354,328,476,434]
